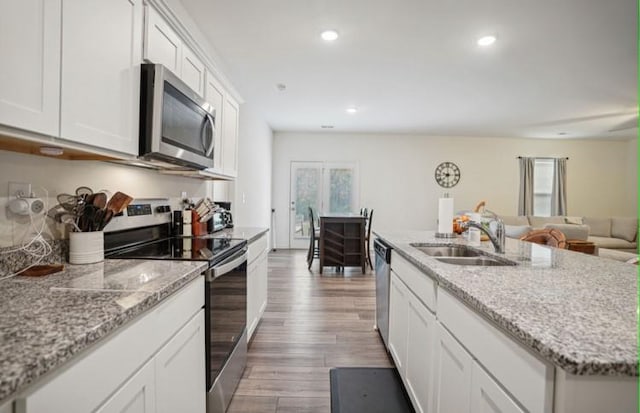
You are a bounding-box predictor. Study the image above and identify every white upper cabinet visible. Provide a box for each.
[181,47,205,97]
[204,70,225,173]
[60,0,142,155]
[0,0,61,136]
[222,95,239,176]
[144,5,181,74]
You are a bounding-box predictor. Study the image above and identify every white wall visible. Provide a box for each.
[0,150,207,247]
[272,132,637,249]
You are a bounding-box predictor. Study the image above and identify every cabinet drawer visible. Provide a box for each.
[17,277,204,413]
[391,251,436,313]
[248,234,268,265]
[438,289,553,413]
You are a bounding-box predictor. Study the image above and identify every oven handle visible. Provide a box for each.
[208,249,247,280]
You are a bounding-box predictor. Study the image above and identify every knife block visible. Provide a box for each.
[192,210,208,236]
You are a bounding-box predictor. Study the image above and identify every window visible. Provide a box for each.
[533,159,554,216]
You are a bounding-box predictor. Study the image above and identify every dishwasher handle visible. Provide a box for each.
[373,238,392,263]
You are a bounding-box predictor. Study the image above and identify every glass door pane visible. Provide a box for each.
[290,162,323,249]
[324,162,359,214]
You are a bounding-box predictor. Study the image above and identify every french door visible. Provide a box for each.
[289,161,359,249]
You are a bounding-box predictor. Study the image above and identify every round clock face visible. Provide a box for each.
[435,162,461,188]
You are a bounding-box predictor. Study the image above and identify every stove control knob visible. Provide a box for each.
[156,205,170,213]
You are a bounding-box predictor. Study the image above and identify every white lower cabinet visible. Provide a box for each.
[433,323,473,413]
[96,358,156,413]
[388,272,409,374]
[247,233,268,340]
[405,293,437,413]
[471,360,525,413]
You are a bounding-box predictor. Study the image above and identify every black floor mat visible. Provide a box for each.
[330,367,415,413]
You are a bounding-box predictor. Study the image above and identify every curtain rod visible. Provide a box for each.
[516,156,569,160]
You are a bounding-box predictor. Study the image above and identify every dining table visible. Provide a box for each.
[318,213,367,274]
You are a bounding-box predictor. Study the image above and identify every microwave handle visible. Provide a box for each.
[203,113,215,157]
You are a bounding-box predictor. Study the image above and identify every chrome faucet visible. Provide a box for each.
[461,214,505,254]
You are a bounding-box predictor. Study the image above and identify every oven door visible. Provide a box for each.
[205,247,247,412]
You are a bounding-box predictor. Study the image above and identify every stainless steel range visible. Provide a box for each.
[104,199,247,413]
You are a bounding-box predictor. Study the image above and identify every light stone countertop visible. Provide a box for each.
[374,230,638,376]
[0,259,207,405]
[215,227,269,244]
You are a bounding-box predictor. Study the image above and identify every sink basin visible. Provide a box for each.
[435,256,517,266]
[411,245,482,257]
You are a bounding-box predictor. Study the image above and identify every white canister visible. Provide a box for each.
[69,231,104,264]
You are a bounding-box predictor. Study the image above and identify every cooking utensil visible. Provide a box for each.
[91,192,107,210]
[55,212,82,232]
[79,204,98,232]
[75,186,93,197]
[98,210,113,231]
[99,191,132,230]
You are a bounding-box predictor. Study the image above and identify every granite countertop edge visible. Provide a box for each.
[219,227,269,244]
[374,230,638,377]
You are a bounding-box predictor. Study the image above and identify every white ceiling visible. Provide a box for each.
[181,0,637,139]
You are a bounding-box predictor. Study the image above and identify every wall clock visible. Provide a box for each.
[435,162,461,188]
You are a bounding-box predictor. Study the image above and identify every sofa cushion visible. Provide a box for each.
[583,217,611,237]
[588,236,636,249]
[564,216,583,225]
[505,225,533,239]
[528,216,565,228]
[543,224,589,241]
[598,248,639,263]
[611,217,638,242]
[500,215,530,226]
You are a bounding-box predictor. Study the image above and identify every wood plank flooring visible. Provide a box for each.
[227,249,393,413]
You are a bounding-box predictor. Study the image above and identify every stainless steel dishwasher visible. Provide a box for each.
[374,238,392,349]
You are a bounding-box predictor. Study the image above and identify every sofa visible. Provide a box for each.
[500,215,638,255]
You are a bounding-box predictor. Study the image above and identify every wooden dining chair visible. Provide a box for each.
[520,228,567,249]
[307,207,320,270]
[364,209,374,268]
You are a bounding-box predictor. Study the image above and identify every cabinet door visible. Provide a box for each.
[0,0,61,136]
[221,96,239,177]
[257,253,268,317]
[204,70,225,173]
[181,47,205,97]
[405,293,436,413]
[247,260,258,339]
[434,323,472,413]
[471,361,525,413]
[60,0,142,155]
[155,310,206,413]
[144,5,182,74]
[96,359,155,413]
[388,272,408,374]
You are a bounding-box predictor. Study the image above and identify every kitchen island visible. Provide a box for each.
[374,229,637,413]
[0,259,207,411]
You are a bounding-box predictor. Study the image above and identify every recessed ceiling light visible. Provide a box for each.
[321,125,335,129]
[346,107,358,114]
[477,35,497,47]
[557,132,567,136]
[321,30,339,41]
[276,83,286,91]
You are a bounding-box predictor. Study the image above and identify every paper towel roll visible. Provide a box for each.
[438,198,454,234]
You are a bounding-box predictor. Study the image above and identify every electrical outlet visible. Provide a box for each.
[8,182,31,200]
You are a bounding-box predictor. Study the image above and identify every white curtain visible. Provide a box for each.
[551,158,568,215]
[518,157,535,216]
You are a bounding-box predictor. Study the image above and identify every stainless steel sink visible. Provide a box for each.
[435,256,517,266]
[411,244,482,257]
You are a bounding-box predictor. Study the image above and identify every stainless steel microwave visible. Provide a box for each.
[139,64,215,169]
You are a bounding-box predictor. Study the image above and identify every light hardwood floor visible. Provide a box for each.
[227,249,393,413]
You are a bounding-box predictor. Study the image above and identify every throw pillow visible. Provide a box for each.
[583,217,611,237]
[565,216,583,225]
[505,225,532,239]
[611,217,638,242]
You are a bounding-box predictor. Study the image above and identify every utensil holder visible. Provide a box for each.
[69,231,104,264]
